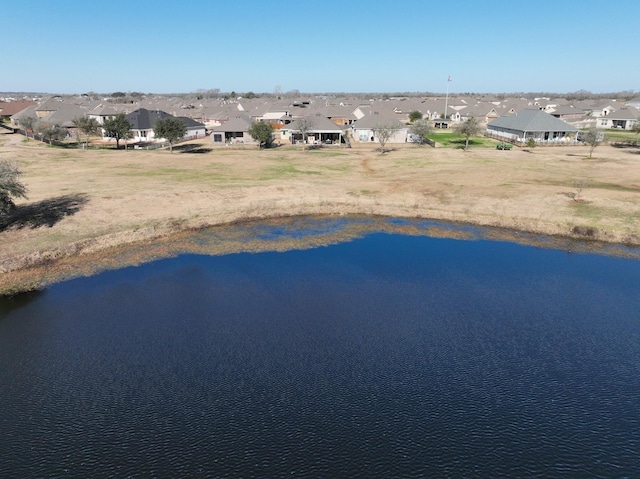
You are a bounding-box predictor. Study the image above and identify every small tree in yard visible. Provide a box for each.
[0,160,27,216]
[632,120,640,145]
[36,122,67,145]
[455,117,482,151]
[583,126,603,158]
[248,121,274,148]
[72,116,100,149]
[17,116,37,141]
[296,117,315,151]
[154,117,187,153]
[372,123,401,153]
[408,110,423,123]
[102,113,132,149]
[409,119,432,145]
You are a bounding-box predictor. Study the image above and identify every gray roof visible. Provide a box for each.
[608,108,639,121]
[125,108,175,130]
[89,105,121,116]
[315,105,357,120]
[35,97,66,112]
[125,108,204,130]
[352,111,406,129]
[548,105,580,116]
[488,109,577,132]
[39,103,89,127]
[178,116,206,129]
[282,115,345,133]
[10,104,38,121]
[210,115,252,132]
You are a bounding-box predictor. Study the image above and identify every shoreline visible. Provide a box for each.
[2,207,639,297]
[2,136,640,295]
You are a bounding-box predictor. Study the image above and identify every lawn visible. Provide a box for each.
[428,131,500,149]
[602,129,639,144]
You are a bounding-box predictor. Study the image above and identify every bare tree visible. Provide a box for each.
[372,123,401,153]
[17,116,37,141]
[72,116,100,149]
[454,117,482,151]
[408,119,432,146]
[632,120,640,146]
[582,127,603,158]
[296,117,315,151]
[35,122,67,145]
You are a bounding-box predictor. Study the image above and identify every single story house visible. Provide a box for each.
[350,112,408,143]
[280,115,347,145]
[486,109,578,144]
[122,108,205,143]
[209,115,255,144]
[0,100,37,121]
[10,105,38,128]
[595,109,638,130]
[38,103,88,129]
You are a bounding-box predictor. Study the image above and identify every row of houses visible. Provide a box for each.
[2,93,639,146]
[3,100,206,144]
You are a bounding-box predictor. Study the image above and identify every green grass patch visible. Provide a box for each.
[474,157,496,164]
[568,202,633,225]
[307,149,351,158]
[587,181,640,193]
[570,202,601,221]
[535,178,639,194]
[429,132,499,149]
[604,129,639,142]
[389,157,434,168]
[259,163,322,180]
[319,164,353,172]
[116,167,243,183]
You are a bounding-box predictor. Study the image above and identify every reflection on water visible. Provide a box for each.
[5,215,640,296]
[0,289,45,317]
[1,224,639,478]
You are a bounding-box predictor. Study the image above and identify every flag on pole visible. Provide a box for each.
[448,75,452,82]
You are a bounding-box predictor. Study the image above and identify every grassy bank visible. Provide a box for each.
[2,132,640,294]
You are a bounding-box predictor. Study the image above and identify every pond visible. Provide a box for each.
[1,218,639,478]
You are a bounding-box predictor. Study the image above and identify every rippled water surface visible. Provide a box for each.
[1,231,639,478]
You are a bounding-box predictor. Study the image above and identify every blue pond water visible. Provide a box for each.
[1,231,639,478]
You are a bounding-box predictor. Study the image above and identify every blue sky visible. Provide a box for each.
[3,0,639,95]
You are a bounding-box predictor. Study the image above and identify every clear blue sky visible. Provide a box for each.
[3,0,639,95]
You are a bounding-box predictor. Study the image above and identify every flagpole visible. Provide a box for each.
[444,75,451,122]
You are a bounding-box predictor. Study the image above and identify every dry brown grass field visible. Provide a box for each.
[1,130,639,293]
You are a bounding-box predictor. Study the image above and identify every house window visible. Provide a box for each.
[213,134,222,142]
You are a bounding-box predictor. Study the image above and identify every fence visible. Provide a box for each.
[484,130,581,147]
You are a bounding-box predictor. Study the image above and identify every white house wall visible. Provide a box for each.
[351,127,408,143]
[185,126,206,139]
